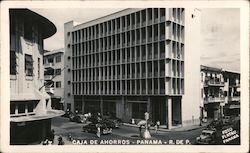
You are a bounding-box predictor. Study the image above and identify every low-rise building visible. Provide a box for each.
[200,65,240,121]
[43,48,65,110]
[223,70,240,116]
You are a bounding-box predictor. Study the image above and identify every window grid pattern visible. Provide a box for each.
[70,8,185,96]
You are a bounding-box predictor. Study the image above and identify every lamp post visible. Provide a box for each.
[144,112,151,139]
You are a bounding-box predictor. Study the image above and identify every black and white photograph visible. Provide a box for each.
[0,0,249,153]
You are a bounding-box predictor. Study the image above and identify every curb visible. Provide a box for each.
[123,123,206,132]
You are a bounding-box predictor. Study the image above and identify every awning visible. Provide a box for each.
[229,105,240,109]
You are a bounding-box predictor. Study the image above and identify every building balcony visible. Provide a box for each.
[205,80,225,87]
[45,87,54,94]
[44,75,53,81]
[44,63,54,68]
[204,97,225,104]
[228,96,240,102]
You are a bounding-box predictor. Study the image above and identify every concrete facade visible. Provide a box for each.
[64,8,201,129]
[43,48,65,110]
[9,9,64,144]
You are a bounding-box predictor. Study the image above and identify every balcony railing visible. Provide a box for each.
[44,63,54,68]
[206,80,225,86]
[44,75,53,80]
[204,97,225,104]
[45,87,54,94]
[228,96,240,102]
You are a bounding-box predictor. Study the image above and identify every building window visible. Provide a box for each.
[56,81,61,88]
[67,80,71,85]
[56,55,61,63]
[38,58,40,78]
[24,19,33,41]
[10,103,15,114]
[10,50,16,75]
[55,69,61,75]
[48,57,54,63]
[27,103,34,113]
[18,103,25,114]
[25,54,33,76]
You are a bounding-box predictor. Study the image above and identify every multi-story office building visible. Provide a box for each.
[9,9,64,144]
[64,8,201,129]
[43,48,65,110]
[200,65,240,121]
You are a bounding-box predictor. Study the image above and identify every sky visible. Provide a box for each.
[32,8,240,72]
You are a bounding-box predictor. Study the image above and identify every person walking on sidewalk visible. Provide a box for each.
[58,135,64,145]
[48,129,55,144]
[139,125,142,137]
[154,121,160,133]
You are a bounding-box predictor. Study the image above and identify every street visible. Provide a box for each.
[51,116,205,145]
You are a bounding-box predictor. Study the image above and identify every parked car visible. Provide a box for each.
[102,118,122,128]
[82,122,112,135]
[196,128,217,144]
[69,113,87,123]
[207,120,223,130]
[62,110,73,118]
[103,115,123,128]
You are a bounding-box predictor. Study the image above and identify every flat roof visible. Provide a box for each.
[69,8,143,31]
[44,48,64,56]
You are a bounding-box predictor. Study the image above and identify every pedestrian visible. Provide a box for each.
[97,112,102,121]
[58,135,64,145]
[96,123,101,138]
[155,121,160,133]
[42,139,48,145]
[68,133,73,141]
[139,125,142,137]
[48,129,55,144]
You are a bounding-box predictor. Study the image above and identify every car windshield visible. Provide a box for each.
[201,132,212,136]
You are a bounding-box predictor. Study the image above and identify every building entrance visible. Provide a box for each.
[151,97,165,124]
[131,103,147,119]
[84,101,101,115]
[103,101,116,116]
[172,97,182,126]
[206,103,220,120]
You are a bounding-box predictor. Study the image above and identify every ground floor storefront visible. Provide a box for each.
[68,95,195,129]
[202,103,224,121]
[51,97,64,110]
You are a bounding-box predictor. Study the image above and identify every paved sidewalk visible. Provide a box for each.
[123,121,211,132]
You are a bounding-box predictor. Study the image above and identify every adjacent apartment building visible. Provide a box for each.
[200,65,240,121]
[10,9,64,144]
[64,8,201,129]
[43,48,65,110]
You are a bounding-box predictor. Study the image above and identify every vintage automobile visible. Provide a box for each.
[69,114,87,123]
[196,128,217,144]
[207,120,224,130]
[82,122,112,135]
[103,115,123,128]
[62,110,73,118]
